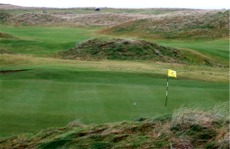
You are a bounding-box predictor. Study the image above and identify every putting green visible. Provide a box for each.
[0,67,228,136]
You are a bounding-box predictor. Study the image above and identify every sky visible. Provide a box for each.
[0,0,229,9]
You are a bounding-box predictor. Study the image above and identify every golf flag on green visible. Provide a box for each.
[165,69,177,106]
[168,69,177,78]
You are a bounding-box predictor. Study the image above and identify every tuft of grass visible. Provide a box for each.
[0,104,228,148]
[170,103,229,148]
[171,102,229,129]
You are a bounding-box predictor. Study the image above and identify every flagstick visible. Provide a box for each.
[165,76,169,106]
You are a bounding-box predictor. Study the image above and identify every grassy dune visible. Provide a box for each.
[0,6,187,15]
[99,10,229,39]
[58,38,224,67]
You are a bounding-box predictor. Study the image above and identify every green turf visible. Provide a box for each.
[0,25,100,56]
[156,39,229,62]
[0,66,228,137]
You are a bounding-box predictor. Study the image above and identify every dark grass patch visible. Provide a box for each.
[0,69,32,74]
[0,48,15,54]
[112,134,129,143]
[38,139,72,148]
[0,32,17,39]
[171,124,218,146]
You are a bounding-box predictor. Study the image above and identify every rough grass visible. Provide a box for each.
[0,6,190,15]
[58,38,224,67]
[1,8,222,27]
[100,10,229,39]
[3,12,149,26]
[170,103,229,148]
[0,103,228,148]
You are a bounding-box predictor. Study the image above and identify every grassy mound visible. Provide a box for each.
[0,104,228,148]
[100,10,229,39]
[6,13,65,25]
[58,38,215,65]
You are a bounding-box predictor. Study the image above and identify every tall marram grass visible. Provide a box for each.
[171,102,229,128]
[170,102,229,148]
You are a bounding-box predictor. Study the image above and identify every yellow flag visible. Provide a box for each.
[168,69,177,78]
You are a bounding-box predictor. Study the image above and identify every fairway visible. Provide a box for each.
[156,39,229,63]
[0,25,100,56]
[0,65,228,136]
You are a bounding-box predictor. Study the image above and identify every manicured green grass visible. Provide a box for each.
[0,25,99,56]
[0,65,228,137]
[156,39,229,62]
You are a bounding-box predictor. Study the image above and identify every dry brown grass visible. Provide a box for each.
[100,10,229,39]
[3,12,151,26]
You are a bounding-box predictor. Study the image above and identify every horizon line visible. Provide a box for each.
[0,3,228,10]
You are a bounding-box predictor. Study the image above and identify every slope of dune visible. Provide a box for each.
[99,10,229,39]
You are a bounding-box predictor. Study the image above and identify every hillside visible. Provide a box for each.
[0,12,151,26]
[99,10,229,39]
[0,4,215,27]
[0,3,193,14]
[58,38,219,66]
[0,106,228,148]
[0,4,173,26]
